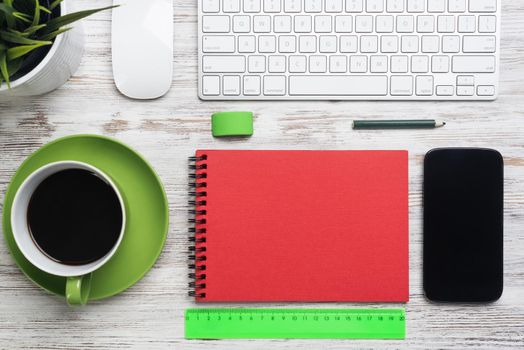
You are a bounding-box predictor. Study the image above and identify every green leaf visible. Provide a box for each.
[13,11,32,24]
[1,30,52,45]
[7,43,50,60]
[0,3,16,28]
[8,28,31,37]
[49,0,63,11]
[0,50,11,89]
[39,5,51,15]
[7,56,22,77]
[23,23,47,35]
[32,0,41,28]
[44,5,118,33]
[39,26,70,41]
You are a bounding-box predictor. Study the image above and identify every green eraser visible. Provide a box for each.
[212,112,253,137]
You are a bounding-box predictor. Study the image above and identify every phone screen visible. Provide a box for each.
[424,148,503,302]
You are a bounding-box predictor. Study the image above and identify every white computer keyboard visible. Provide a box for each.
[198,0,500,100]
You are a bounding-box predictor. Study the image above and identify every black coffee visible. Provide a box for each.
[27,169,123,265]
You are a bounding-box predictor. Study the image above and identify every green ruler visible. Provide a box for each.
[185,308,405,340]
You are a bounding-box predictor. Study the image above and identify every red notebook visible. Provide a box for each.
[189,150,409,302]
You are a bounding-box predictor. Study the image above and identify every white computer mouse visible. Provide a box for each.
[112,0,173,99]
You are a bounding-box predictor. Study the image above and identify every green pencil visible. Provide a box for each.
[353,119,446,129]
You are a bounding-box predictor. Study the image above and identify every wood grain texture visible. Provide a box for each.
[1,1,523,349]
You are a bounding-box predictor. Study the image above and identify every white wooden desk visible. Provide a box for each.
[1,1,523,348]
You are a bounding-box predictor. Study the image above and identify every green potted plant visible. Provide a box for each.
[0,0,114,96]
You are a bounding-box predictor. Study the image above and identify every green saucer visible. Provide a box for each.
[2,135,169,300]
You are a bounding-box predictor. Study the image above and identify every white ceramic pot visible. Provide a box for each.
[0,1,84,97]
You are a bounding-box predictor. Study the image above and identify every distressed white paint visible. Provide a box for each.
[0,1,523,349]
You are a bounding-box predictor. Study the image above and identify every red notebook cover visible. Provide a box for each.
[190,150,408,302]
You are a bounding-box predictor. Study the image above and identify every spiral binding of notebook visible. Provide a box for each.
[188,154,208,300]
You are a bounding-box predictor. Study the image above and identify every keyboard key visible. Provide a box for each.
[431,55,449,72]
[329,55,348,72]
[326,0,344,12]
[386,0,404,12]
[401,35,419,52]
[238,35,256,53]
[477,85,495,96]
[310,55,328,72]
[320,36,338,52]
[361,35,378,53]
[289,75,388,95]
[243,75,261,95]
[452,55,495,72]
[203,56,246,72]
[457,75,474,85]
[248,55,266,72]
[448,0,466,13]
[253,15,271,32]
[391,55,409,73]
[223,75,241,95]
[233,15,251,32]
[203,35,235,52]
[458,15,476,33]
[223,0,241,13]
[463,35,496,53]
[263,75,286,95]
[427,0,446,12]
[264,0,281,12]
[376,15,394,32]
[299,35,317,52]
[350,55,368,72]
[411,55,429,72]
[203,16,230,33]
[422,35,439,52]
[397,16,414,32]
[390,75,413,95]
[437,15,455,32]
[417,15,435,33]
[479,15,497,33]
[243,0,261,12]
[457,85,474,96]
[381,35,398,52]
[202,75,221,95]
[274,15,292,32]
[370,55,388,72]
[442,35,460,53]
[407,0,425,13]
[470,0,497,12]
[269,55,286,72]
[416,75,434,95]
[436,85,454,95]
[203,0,220,13]
[295,15,313,32]
[284,0,302,12]
[346,0,364,12]
[259,35,276,52]
[305,0,322,12]
[366,0,384,13]
[315,16,333,32]
[289,55,307,72]
[335,16,353,32]
[279,35,296,52]
[340,35,358,52]
[355,15,373,32]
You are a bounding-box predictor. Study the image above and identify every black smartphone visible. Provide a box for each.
[424,148,503,302]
